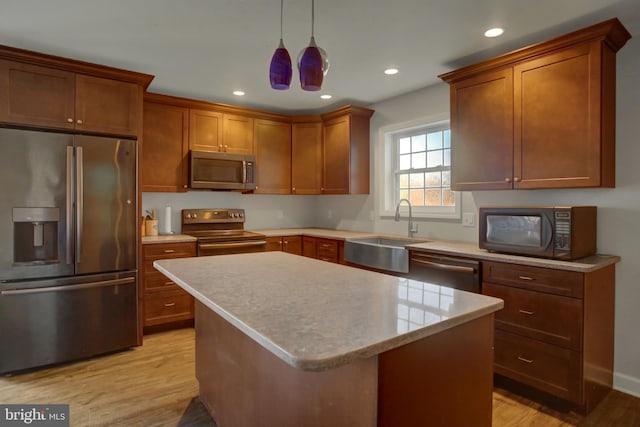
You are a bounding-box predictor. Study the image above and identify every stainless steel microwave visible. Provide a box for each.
[479,206,597,260]
[189,150,256,190]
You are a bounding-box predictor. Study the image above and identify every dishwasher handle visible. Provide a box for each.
[410,254,478,275]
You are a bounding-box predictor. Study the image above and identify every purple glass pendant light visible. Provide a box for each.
[298,0,329,91]
[269,0,292,90]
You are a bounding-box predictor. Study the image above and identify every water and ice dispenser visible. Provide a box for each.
[13,207,60,265]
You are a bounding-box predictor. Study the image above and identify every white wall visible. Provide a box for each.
[316,37,640,396]
[143,28,640,398]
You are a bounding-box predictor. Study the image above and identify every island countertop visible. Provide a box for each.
[154,252,503,371]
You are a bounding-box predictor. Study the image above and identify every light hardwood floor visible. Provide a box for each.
[1,328,638,426]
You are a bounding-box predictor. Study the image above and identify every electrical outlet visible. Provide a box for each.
[462,212,475,227]
[327,210,333,219]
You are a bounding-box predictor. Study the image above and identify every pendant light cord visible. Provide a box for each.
[280,0,284,40]
[311,0,315,37]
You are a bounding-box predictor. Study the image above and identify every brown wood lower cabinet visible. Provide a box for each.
[265,236,302,255]
[482,260,615,413]
[142,242,196,333]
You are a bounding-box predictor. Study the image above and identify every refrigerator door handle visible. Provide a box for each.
[0,277,135,296]
[76,146,84,263]
[66,146,74,265]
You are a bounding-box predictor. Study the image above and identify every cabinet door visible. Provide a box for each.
[189,109,223,152]
[75,74,141,137]
[450,68,514,190]
[223,114,254,154]
[254,119,292,194]
[322,115,351,194]
[142,102,189,192]
[292,122,323,194]
[282,236,302,255]
[302,236,317,258]
[265,237,283,252]
[0,60,75,130]
[514,43,604,188]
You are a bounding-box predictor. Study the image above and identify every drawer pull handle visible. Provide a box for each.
[164,302,176,307]
[163,249,175,253]
[518,309,535,315]
[519,276,534,281]
[517,356,534,364]
[164,281,173,285]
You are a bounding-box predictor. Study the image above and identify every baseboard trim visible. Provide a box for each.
[614,372,640,398]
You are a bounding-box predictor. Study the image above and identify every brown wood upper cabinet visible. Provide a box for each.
[142,97,190,192]
[188,110,254,155]
[291,120,323,195]
[0,59,142,137]
[320,106,374,194]
[254,119,292,194]
[439,19,631,190]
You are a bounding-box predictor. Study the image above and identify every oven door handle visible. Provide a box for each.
[199,241,267,251]
[410,257,477,275]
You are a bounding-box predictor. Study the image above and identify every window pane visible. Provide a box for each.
[412,134,426,152]
[410,189,424,205]
[410,173,424,188]
[443,129,451,148]
[399,173,409,188]
[427,150,442,168]
[442,189,456,206]
[412,152,426,169]
[399,137,411,154]
[399,154,411,170]
[425,172,441,187]
[443,148,451,167]
[427,132,442,150]
[399,189,409,200]
[442,171,451,186]
[425,189,441,206]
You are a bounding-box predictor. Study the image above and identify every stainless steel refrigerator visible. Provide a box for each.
[0,128,138,374]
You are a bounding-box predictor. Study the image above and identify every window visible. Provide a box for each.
[395,124,453,207]
[378,116,460,219]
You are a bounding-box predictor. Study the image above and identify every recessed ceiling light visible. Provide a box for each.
[484,28,504,38]
[384,68,399,75]
[233,90,245,96]
[320,94,332,100]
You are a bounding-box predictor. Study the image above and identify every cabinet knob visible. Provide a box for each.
[218,144,223,151]
[76,119,83,125]
[67,118,74,123]
[224,145,228,151]
[504,178,511,183]
[514,176,521,182]
[292,187,296,192]
[183,184,187,188]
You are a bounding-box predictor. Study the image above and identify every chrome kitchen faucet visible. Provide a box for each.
[395,198,418,238]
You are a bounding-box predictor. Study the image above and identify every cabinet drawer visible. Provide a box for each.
[494,330,581,403]
[316,238,338,263]
[483,283,582,350]
[483,261,583,298]
[144,270,178,292]
[144,289,193,326]
[143,242,196,260]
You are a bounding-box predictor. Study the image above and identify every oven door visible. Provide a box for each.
[197,239,267,256]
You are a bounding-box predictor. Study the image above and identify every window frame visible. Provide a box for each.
[377,115,461,220]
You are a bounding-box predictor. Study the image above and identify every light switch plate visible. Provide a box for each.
[462,212,475,227]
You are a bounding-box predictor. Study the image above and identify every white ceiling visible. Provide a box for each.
[1,0,639,114]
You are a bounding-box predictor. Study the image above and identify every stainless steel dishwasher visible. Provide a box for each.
[408,251,481,293]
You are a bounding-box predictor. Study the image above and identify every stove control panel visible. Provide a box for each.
[182,208,245,224]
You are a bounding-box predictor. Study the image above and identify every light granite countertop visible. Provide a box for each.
[254,228,619,272]
[142,234,197,244]
[154,252,503,372]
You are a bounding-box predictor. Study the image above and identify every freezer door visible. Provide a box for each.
[0,273,137,374]
[75,136,137,275]
[0,129,74,281]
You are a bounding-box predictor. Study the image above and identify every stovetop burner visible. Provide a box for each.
[181,208,265,242]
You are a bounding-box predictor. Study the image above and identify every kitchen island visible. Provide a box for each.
[154,252,503,427]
